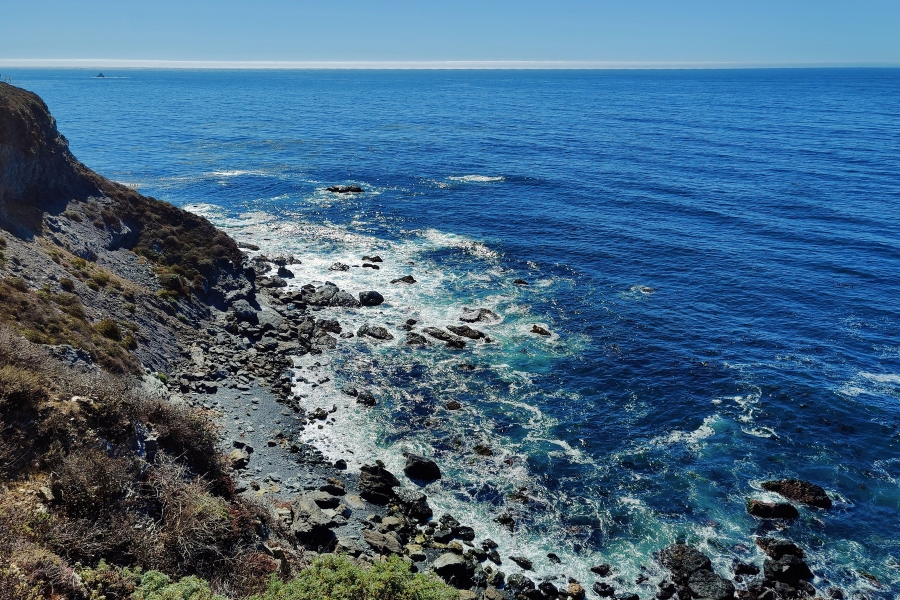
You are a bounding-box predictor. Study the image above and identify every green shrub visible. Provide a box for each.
[59,278,75,292]
[91,270,111,287]
[252,555,458,600]
[133,571,226,600]
[95,319,122,341]
[0,365,45,411]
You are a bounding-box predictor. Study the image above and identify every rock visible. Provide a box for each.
[404,454,442,481]
[363,529,403,555]
[445,400,462,410]
[290,494,336,540]
[733,562,760,576]
[446,325,485,339]
[334,459,347,470]
[514,279,529,285]
[657,580,676,599]
[483,588,504,600]
[747,500,799,519]
[359,290,385,306]
[231,299,258,323]
[329,262,351,271]
[229,448,250,469]
[335,536,364,556]
[356,390,377,407]
[459,307,501,323]
[238,241,260,251]
[406,332,430,345]
[277,265,294,278]
[593,582,615,597]
[761,479,832,509]
[38,486,55,502]
[509,556,533,570]
[688,569,735,600]
[362,255,383,262]
[591,564,613,577]
[547,552,561,564]
[453,525,475,541]
[258,275,288,288]
[309,491,340,509]
[531,325,551,336]
[539,582,560,597]
[615,594,639,600]
[764,554,813,584]
[363,263,380,270]
[391,275,417,284]
[359,462,400,505]
[395,488,433,522]
[658,544,712,583]
[358,324,394,340]
[458,591,477,600]
[445,339,466,349]
[432,552,474,586]
[328,185,364,193]
[755,538,804,560]
[303,283,339,306]
[506,574,535,592]
[423,327,457,342]
[331,291,361,308]
[433,527,454,544]
[568,583,586,600]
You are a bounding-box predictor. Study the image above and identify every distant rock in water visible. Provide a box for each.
[460,307,500,323]
[761,479,832,509]
[404,454,441,481]
[96,73,105,78]
[747,499,799,519]
[359,290,384,306]
[327,185,364,194]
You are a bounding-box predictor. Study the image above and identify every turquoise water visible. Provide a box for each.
[12,68,900,596]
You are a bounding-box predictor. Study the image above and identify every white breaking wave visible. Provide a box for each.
[448,175,505,183]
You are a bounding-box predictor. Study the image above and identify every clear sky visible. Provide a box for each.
[1,0,898,67]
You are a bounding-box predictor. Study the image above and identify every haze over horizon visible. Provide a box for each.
[2,0,899,68]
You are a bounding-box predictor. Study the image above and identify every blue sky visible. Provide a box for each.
[1,0,898,66]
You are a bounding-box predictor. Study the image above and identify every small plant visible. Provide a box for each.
[122,332,138,350]
[86,279,100,291]
[59,278,75,292]
[251,555,458,600]
[62,210,82,223]
[125,302,136,313]
[132,571,225,600]
[156,373,168,384]
[91,270,111,287]
[95,318,122,341]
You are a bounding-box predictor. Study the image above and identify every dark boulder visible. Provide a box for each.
[330,290,361,307]
[591,564,613,577]
[445,339,466,349]
[761,479,831,509]
[658,544,712,583]
[531,325,551,336]
[277,265,294,278]
[406,332,429,345]
[447,325,485,339]
[329,262,350,271]
[327,185,364,193]
[359,462,400,505]
[303,282,339,306]
[423,327,455,342]
[747,500,799,519]
[432,552,474,587]
[362,255,383,262]
[391,275,416,284]
[404,454,442,481]
[593,583,615,597]
[362,263,380,270]
[756,538,804,560]
[509,556,533,570]
[356,389,377,407]
[688,569,735,600]
[362,529,403,555]
[358,324,394,341]
[395,488,433,522]
[359,290,384,306]
[763,554,813,584]
[514,279,529,285]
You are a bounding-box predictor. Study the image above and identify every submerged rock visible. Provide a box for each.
[357,324,394,341]
[362,255,383,262]
[391,275,417,284]
[747,499,799,519]
[447,324,485,339]
[406,332,429,345]
[531,324,551,336]
[756,538,804,560]
[764,554,813,584]
[329,262,350,271]
[356,389,377,407]
[761,479,832,509]
[459,307,500,323]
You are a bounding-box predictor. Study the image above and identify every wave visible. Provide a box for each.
[448,175,504,183]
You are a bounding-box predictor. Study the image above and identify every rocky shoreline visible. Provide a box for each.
[0,81,866,599]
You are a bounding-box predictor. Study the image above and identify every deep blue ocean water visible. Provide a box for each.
[10,68,900,596]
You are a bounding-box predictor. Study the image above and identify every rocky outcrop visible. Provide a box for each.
[404,454,442,481]
[761,479,831,509]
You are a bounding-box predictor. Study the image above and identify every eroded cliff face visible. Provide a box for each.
[0,82,100,227]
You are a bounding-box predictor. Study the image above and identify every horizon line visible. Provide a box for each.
[1,59,898,70]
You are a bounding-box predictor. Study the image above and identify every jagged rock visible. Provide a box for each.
[290,494,336,540]
[406,332,429,345]
[764,554,813,584]
[231,299,258,323]
[747,500,799,519]
[733,563,760,576]
[761,479,832,509]
[395,488,433,522]
[356,389,377,407]
[404,454,441,481]
[391,275,416,284]
[591,564,613,577]
[362,255,383,262]
[359,290,384,306]
[423,327,455,342]
[330,290,361,307]
[658,544,712,583]
[459,307,501,323]
[688,569,735,600]
[303,283,339,306]
[258,275,287,288]
[308,491,340,509]
[446,325,484,339]
[593,582,615,597]
[362,263,380,269]
[756,538,804,560]
[329,262,350,271]
[357,324,394,340]
[514,278,528,285]
[328,185,364,193]
[238,241,260,251]
[359,462,400,505]
[362,529,403,555]
[277,265,294,278]
[432,552,474,586]
[506,574,535,592]
[531,324,551,336]
[509,556,533,570]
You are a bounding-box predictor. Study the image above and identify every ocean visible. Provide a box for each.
[11,68,900,596]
